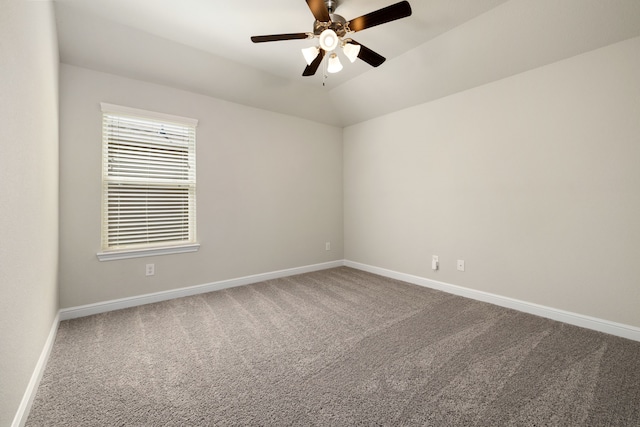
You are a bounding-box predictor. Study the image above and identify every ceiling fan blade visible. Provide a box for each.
[350,41,386,67]
[347,1,412,33]
[303,49,326,76]
[306,0,331,22]
[251,33,310,43]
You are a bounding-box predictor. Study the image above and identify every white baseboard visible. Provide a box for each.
[59,258,640,341]
[344,260,640,342]
[59,260,344,321]
[12,312,60,427]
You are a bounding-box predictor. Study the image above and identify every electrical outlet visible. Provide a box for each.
[457,260,465,272]
[326,242,331,251]
[432,255,439,270]
[146,263,155,276]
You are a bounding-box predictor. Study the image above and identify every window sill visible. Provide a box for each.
[97,243,200,261]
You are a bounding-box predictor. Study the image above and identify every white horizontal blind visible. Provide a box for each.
[101,105,197,251]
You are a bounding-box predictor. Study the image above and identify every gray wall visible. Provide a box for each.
[344,36,640,328]
[0,1,59,425]
[59,64,344,308]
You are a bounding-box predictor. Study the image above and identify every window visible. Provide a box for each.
[97,103,198,261]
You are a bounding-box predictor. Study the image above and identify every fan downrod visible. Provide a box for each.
[325,0,338,14]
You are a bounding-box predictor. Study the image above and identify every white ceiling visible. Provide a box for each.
[53,0,640,127]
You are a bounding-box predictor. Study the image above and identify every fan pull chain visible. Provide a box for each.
[322,55,328,86]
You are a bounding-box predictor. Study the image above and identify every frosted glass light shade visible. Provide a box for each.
[302,46,320,65]
[327,53,343,73]
[343,42,361,63]
[319,29,339,51]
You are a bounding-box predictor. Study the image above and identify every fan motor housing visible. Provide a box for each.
[312,0,348,36]
[313,13,348,36]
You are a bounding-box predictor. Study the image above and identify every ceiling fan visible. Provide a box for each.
[251,0,412,77]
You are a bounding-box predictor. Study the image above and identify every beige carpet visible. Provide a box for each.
[27,267,640,425]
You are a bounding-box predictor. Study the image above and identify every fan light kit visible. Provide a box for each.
[251,0,412,81]
[342,42,361,63]
[302,46,320,65]
[319,29,339,51]
[327,53,343,73]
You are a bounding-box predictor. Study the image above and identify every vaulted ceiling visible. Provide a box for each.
[54,0,640,127]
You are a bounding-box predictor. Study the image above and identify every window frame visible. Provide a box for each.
[97,103,199,261]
